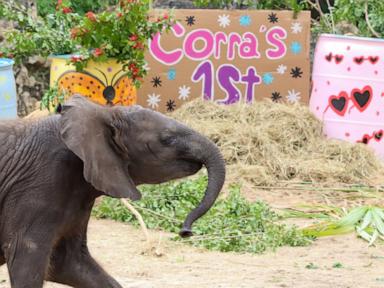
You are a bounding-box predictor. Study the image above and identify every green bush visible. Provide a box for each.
[332,0,384,37]
[93,176,311,254]
[193,0,306,12]
[0,1,79,58]
[40,84,66,111]
[309,0,384,38]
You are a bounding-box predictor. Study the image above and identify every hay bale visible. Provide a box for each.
[171,99,381,185]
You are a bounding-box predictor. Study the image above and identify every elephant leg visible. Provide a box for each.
[6,231,54,288]
[47,236,122,288]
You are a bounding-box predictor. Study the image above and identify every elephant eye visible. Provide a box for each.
[160,136,177,146]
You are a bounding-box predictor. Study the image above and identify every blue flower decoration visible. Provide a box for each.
[168,68,176,80]
[262,73,274,85]
[239,15,251,26]
[290,41,302,55]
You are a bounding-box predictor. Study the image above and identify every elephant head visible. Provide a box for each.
[59,95,226,237]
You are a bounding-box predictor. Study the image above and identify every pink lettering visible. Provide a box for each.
[228,33,242,60]
[240,33,260,59]
[150,24,286,63]
[266,27,287,59]
[214,32,228,59]
[184,29,214,60]
[149,22,185,65]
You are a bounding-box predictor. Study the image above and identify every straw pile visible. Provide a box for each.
[171,99,381,186]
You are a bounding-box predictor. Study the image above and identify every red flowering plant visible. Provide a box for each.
[0,0,174,87]
[70,0,174,86]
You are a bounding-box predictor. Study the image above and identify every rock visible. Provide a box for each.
[0,20,13,42]
[335,21,359,36]
[153,0,195,9]
[27,56,50,67]
[13,62,50,117]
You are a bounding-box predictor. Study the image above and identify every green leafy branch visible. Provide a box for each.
[0,0,79,62]
[93,176,311,254]
[40,84,67,111]
[286,205,384,245]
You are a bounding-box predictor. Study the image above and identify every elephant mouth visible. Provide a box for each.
[186,161,203,174]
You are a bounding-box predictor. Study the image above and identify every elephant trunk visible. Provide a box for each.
[179,135,226,238]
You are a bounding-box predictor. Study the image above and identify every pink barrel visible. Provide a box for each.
[310,34,384,159]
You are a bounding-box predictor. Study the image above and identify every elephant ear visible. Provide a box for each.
[59,95,142,200]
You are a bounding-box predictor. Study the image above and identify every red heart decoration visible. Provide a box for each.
[329,91,349,116]
[351,85,373,112]
[374,130,383,142]
[354,56,364,64]
[369,56,379,64]
[335,55,344,64]
[325,53,332,62]
[360,134,370,144]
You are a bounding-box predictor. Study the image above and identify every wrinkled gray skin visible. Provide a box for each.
[0,95,225,288]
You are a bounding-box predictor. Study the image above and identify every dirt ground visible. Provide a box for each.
[0,187,383,288]
[1,219,383,288]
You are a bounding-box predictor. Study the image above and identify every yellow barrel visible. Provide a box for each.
[49,55,137,106]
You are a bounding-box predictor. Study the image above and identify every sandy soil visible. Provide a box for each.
[0,216,383,288]
[0,183,383,288]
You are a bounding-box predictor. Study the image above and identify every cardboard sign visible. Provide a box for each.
[138,9,311,113]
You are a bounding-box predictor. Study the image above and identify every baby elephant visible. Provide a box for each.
[0,95,225,288]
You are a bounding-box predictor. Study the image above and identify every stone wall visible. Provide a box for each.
[15,58,50,116]
[1,0,47,116]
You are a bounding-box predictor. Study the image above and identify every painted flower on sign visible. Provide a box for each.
[179,85,191,100]
[218,14,231,28]
[290,42,302,55]
[277,64,287,75]
[147,93,161,109]
[239,15,251,26]
[291,22,303,34]
[262,73,274,85]
[287,90,301,103]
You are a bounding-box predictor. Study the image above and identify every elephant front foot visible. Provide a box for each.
[47,237,123,288]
